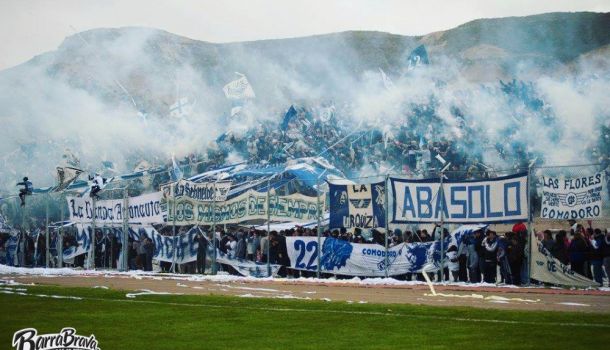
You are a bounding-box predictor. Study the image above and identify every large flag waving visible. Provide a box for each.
[223,72,255,100]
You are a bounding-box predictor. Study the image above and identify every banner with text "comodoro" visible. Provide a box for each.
[390,173,528,224]
[164,189,324,225]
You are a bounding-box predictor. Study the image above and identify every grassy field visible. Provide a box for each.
[1,284,609,350]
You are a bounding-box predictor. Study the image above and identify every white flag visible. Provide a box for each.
[55,166,83,191]
[379,68,394,90]
[223,73,255,100]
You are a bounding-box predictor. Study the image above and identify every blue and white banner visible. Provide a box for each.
[64,225,94,261]
[329,182,386,230]
[540,172,604,219]
[391,173,528,224]
[286,225,486,276]
[67,224,279,277]
[135,227,280,277]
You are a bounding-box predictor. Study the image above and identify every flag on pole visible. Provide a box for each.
[170,155,184,182]
[54,166,83,191]
[281,105,298,130]
[378,68,394,90]
[407,45,429,70]
[223,72,256,100]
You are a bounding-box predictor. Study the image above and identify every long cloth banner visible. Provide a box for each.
[390,173,528,224]
[329,182,386,230]
[67,192,164,225]
[161,179,232,202]
[540,172,604,219]
[529,230,599,287]
[67,224,279,277]
[164,189,322,226]
[286,225,486,276]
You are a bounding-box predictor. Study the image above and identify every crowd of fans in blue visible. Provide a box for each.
[1,220,609,287]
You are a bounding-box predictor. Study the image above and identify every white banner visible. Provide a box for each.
[391,173,528,224]
[67,192,164,225]
[286,225,486,276]
[540,172,604,219]
[223,73,255,100]
[161,179,231,202]
[530,230,599,287]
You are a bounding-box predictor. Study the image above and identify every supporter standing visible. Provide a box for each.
[260,232,269,263]
[506,232,523,285]
[194,231,208,274]
[482,230,499,284]
[568,230,589,276]
[590,229,604,285]
[551,230,569,265]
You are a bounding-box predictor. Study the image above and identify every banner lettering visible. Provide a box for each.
[391,173,528,223]
[540,173,604,219]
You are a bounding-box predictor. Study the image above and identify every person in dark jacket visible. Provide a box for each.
[482,230,499,284]
[144,238,154,271]
[234,232,247,260]
[603,229,610,284]
[568,231,589,276]
[475,230,486,283]
[590,229,604,285]
[194,230,209,274]
[506,232,523,286]
[551,230,569,265]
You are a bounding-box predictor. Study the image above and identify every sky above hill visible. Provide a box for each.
[0,0,609,70]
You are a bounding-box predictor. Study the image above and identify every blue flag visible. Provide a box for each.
[281,105,298,130]
[407,45,429,69]
[329,182,386,230]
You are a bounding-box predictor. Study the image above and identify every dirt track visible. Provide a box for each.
[2,272,609,313]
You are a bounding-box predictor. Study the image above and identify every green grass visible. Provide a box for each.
[1,284,609,349]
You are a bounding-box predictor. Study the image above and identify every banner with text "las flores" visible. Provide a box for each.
[540,172,604,219]
[161,179,232,202]
[286,225,486,276]
[166,189,324,226]
[329,181,385,230]
[390,173,528,224]
[67,192,164,225]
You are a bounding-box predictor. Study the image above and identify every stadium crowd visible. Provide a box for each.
[2,220,609,287]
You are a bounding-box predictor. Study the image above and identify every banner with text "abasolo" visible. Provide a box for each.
[390,173,528,224]
[67,192,164,225]
[540,172,604,219]
[165,189,323,226]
